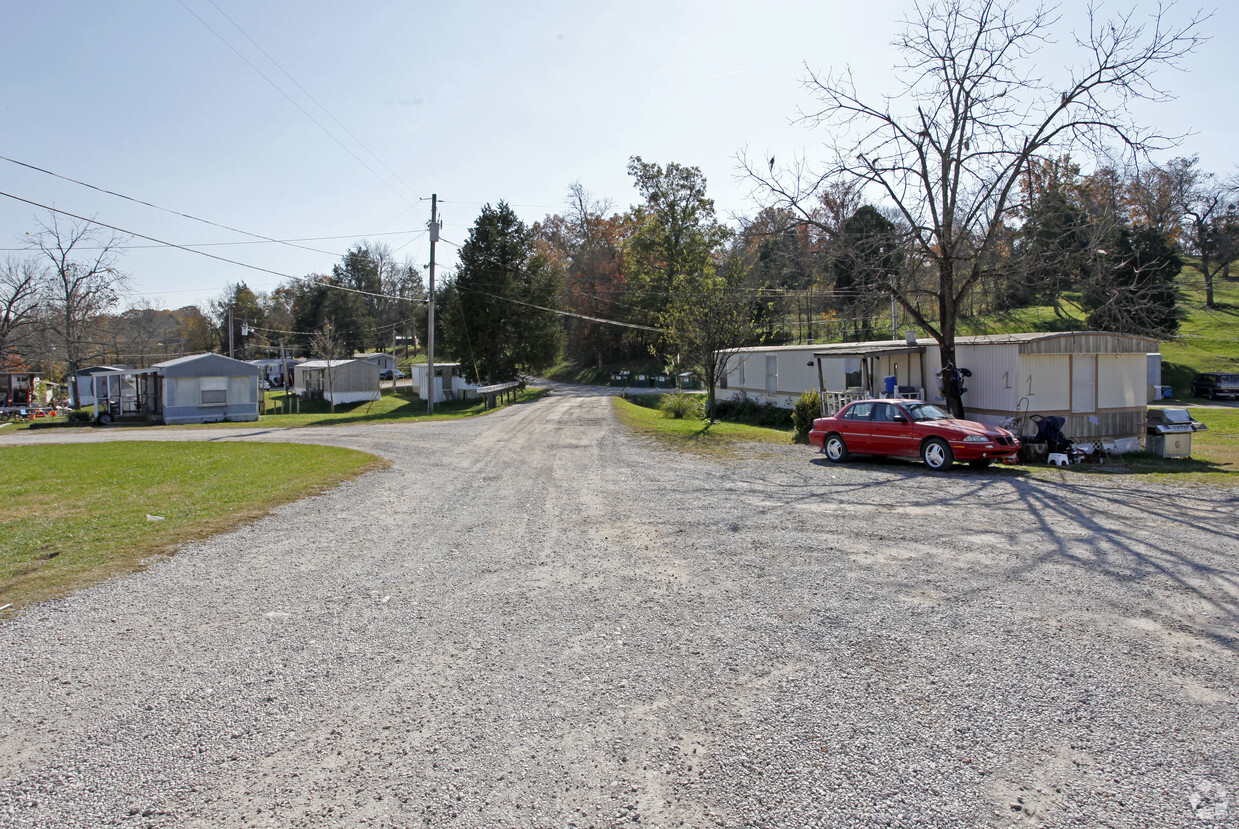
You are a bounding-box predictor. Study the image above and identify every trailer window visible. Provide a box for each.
[200,376,228,405]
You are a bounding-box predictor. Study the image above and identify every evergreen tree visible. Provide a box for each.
[1084,226,1181,337]
[443,202,562,383]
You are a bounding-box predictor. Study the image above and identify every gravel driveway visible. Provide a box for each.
[2,386,1237,828]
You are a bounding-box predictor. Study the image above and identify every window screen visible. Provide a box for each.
[200,376,228,405]
[229,376,253,404]
[172,378,199,408]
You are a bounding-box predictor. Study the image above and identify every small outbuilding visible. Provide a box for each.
[1,371,42,409]
[294,358,380,405]
[408,362,479,403]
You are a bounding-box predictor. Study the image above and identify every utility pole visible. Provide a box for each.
[228,303,234,358]
[427,194,439,415]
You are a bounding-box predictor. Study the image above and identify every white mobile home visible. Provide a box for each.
[354,352,398,374]
[720,344,826,409]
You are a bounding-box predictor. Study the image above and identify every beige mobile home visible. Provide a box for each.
[809,332,1157,441]
[294,358,380,405]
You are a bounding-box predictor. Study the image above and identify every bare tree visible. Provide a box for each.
[743,0,1203,416]
[0,256,46,371]
[309,321,345,413]
[28,213,129,406]
[1169,161,1237,308]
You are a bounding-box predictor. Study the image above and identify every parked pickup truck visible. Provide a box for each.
[1191,372,1239,400]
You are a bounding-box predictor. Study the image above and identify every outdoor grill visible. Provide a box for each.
[1145,407,1207,458]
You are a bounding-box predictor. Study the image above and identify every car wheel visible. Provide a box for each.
[97,412,112,425]
[824,434,850,463]
[922,437,953,470]
[1209,389,1218,400]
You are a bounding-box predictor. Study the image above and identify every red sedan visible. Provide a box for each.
[809,399,1020,470]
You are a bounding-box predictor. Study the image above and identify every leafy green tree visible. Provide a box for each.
[660,249,765,421]
[442,202,563,383]
[210,282,266,359]
[625,157,730,328]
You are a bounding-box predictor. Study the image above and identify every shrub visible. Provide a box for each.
[67,410,92,424]
[658,392,704,420]
[792,390,821,443]
[713,395,792,429]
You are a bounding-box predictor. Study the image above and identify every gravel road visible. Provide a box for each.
[2,385,1237,828]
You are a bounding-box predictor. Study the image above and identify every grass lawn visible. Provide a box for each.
[11,387,548,433]
[1041,405,1239,486]
[0,441,384,612]
[612,395,794,458]
[252,387,547,427]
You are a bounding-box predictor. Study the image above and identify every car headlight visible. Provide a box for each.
[962,435,990,443]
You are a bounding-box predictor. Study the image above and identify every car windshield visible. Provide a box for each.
[903,402,952,422]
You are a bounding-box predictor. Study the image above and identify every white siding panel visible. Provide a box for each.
[816,358,850,392]
[777,352,818,395]
[1098,354,1144,408]
[956,344,1018,411]
[1020,355,1070,411]
[1072,355,1097,413]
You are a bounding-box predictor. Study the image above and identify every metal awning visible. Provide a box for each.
[812,343,925,359]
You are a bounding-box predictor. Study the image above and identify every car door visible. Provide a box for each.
[837,401,878,453]
[869,402,915,457]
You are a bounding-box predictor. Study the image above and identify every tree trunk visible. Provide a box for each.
[1203,255,1216,308]
[938,261,966,419]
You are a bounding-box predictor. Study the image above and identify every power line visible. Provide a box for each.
[0,190,426,305]
[456,285,663,334]
[0,153,424,257]
[202,0,423,206]
[178,0,423,212]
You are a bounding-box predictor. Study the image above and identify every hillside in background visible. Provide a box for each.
[953,263,1239,397]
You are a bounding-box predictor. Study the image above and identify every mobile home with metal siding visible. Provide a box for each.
[722,344,826,408]
[294,359,380,405]
[156,353,260,425]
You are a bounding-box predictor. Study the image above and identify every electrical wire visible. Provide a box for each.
[0,190,427,305]
[178,0,423,212]
[0,154,364,257]
[202,0,423,205]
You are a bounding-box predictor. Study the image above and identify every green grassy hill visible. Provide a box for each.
[954,263,1239,395]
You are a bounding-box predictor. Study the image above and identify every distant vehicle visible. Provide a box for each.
[809,399,1020,470]
[381,368,406,381]
[1191,372,1239,400]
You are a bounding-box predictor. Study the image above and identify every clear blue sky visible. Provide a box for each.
[1,1,1233,311]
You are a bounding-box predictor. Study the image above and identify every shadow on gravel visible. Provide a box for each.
[207,429,285,440]
[731,458,1239,652]
[1001,478,1239,650]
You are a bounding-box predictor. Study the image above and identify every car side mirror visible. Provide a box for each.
[892,414,907,423]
